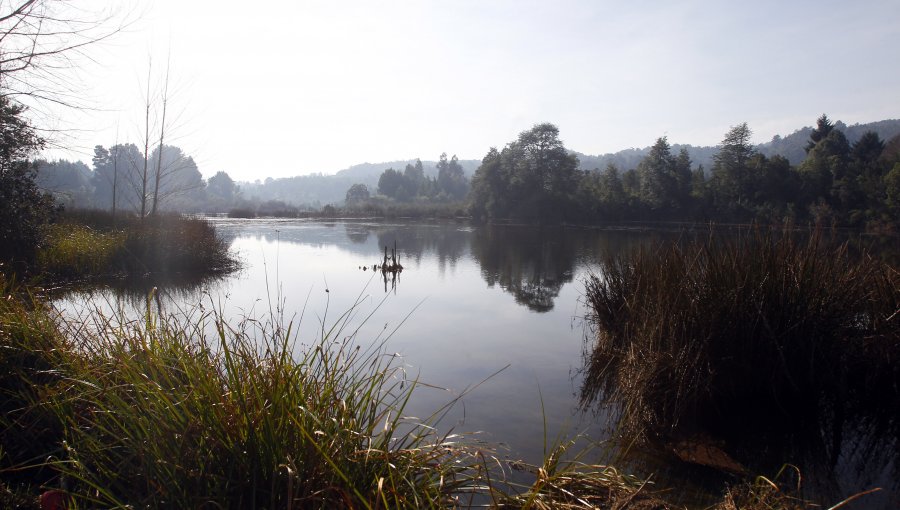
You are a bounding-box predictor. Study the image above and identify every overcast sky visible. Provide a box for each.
[43,0,900,182]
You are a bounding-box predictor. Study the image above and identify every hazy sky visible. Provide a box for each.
[42,0,900,181]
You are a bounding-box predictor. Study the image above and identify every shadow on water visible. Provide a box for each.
[470,225,671,312]
[48,271,229,331]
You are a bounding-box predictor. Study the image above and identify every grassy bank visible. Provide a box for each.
[1,275,877,508]
[35,209,238,281]
[581,228,899,468]
[0,277,487,508]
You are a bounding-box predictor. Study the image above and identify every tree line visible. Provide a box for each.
[466,117,900,228]
[32,146,242,215]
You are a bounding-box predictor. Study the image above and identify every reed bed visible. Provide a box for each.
[581,227,900,445]
[37,210,238,280]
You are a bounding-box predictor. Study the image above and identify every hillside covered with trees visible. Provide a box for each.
[468,116,900,229]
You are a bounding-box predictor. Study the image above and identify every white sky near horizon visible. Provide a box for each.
[37,0,900,182]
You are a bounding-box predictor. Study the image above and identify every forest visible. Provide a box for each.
[28,116,900,230]
[467,117,900,228]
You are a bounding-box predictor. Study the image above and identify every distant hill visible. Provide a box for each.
[575,118,900,174]
[239,118,900,206]
[335,159,480,181]
[240,158,480,206]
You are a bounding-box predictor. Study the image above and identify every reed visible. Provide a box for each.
[0,286,488,508]
[1,270,888,508]
[37,210,238,280]
[36,224,125,277]
[581,227,899,445]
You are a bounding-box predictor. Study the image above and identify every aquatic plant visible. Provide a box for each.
[37,210,238,280]
[581,227,899,451]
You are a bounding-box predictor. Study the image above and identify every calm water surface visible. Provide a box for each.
[56,219,652,461]
[54,219,897,509]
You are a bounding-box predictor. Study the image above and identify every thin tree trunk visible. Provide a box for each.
[140,60,151,220]
[151,55,170,217]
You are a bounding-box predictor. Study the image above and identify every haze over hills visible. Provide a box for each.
[239,118,900,206]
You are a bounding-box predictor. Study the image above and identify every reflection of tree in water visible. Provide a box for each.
[372,223,469,275]
[470,225,578,313]
[344,223,370,244]
[53,273,227,330]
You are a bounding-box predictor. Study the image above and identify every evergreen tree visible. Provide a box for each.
[0,96,56,263]
[637,137,676,211]
[805,114,835,153]
[711,122,756,218]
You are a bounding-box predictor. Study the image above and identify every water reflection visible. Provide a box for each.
[50,219,897,508]
[470,225,577,312]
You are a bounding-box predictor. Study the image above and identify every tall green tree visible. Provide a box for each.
[206,171,239,210]
[636,137,676,211]
[437,153,469,200]
[344,183,370,206]
[0,96,56,263]
[800,127,851,209]
[805,114,835,153]
[146,145,205,212]
[711,122,757,218]
[469,148,507,220]
[377,168,414,202]
[470,123,579,221]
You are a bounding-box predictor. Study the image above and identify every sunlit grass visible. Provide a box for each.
[36,209,238,280]
[37,224,125,277]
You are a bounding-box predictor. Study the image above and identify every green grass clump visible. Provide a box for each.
[37,224,125,277]
[581,227,899,444]
[36,209,238,280]
[33,301,481,509]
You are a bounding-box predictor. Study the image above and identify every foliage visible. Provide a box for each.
[345,182,371,206]
[375,157,470,203]
[470,123,581,221]
[0,96,57,264]
[37,224,125,278]
[36,210,238,280]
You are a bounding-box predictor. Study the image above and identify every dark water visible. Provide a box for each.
[53,219,898,509]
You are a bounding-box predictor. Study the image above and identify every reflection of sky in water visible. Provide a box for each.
[53,219,898,508]
[54,219,614,467]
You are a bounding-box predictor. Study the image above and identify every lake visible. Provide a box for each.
[53,218,898,508]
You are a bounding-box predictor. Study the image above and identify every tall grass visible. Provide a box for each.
[581,227,899,447]
[2,267,889,508]
[1,285,489,508]
[37,224,125,278]
[37,209,238,280]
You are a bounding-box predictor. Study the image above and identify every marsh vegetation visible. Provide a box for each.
[582,227,899,503]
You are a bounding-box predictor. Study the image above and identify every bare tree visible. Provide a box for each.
[138,57,152,218]
[150,53,170,216]
[0,1,126,109]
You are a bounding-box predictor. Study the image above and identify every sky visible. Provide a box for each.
[37,0,900,181]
